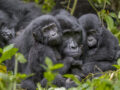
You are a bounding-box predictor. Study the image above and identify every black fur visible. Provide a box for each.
[78,14,120,76]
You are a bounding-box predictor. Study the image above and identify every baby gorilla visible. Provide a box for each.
[78,14,120,76]
[21,15,62,90]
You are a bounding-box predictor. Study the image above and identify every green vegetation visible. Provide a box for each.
[0,0,120,90]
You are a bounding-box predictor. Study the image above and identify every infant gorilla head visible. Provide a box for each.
[78,14,103,54]
[31,15,62,46]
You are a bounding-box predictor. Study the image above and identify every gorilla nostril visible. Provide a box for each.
[52,33,56,36]
[71,46,77,49]
[88,38,93,41]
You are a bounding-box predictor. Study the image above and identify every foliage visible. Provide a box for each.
[24,0,55,13]
[88,0,120,43]
[0,44,27,90]
[37,57,63,89]
[0,0,120,90]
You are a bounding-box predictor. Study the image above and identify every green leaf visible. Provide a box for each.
[45,57,53,69]
[3,44,14,53]
[0,48,3,54]
[40,64,48,70]
[64,74,81,85]
[118,11,120,19]
[44,71,55,82]
[0,48,18,63]
[113,65,120,69]
[117,59,120,65]
[104,15,114,30]
[36,83,44,90]
[109,13,117,18]
[51,63,64,70]
[15,53,27,63]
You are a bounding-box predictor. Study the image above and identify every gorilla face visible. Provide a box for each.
[0,11,15,48]
[87,35,97,48]
[32,15,62,46]
[62,30,82,58]
[41,23,61,46]
[0,25,15,41]
[87,29,98,48]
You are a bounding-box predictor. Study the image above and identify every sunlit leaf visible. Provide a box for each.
[51,64,64,70]
[64,74,81,85]
[0,48,3,54]
[117,59,120,65]
[104,15,114,30]
[0,65,7,73]
[3,44,14,53]
[45,57,53,69]
[118,11,120,19]
[44,71,55,82]
[0,48,18,63]
[113,65,120,69]
[15,53,27,63]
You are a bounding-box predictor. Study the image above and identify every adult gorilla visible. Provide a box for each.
[55,11,85,88]
[0,0,42,32]
[41,10,85,88]
[78,14,120,76]
[0,10,15,48]
[7,15,62,73]
[20,15,62,90]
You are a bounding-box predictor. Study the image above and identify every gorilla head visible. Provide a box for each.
[78,14,103,54]
[62,29,82,58]
[31,15,62,46]
[0,10,15,47]
[54,12,83,59]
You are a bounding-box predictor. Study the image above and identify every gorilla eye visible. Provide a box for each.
[90,29,96,33]
[74,31,81,35]
[0,22,6,27]
[63,31,73,37]
[43,28,48,32]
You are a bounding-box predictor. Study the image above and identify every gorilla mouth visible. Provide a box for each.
[88,44,98,55]
[88,43,97,50]
[48,38,61,46]
[68,52,80,57]
[89,45,97,49]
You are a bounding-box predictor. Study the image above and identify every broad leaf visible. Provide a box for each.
[15,53,27,63]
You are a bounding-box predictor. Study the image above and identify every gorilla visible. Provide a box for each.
[13,15,62,90]
[0,10,15,48]
[0,0,42,32]
[78,14,120,76]
[7,15,62,73]
[54,11,84,88]
[41,10,84,89]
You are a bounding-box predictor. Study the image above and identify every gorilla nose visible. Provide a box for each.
[52,33,56,36]
[70,43,78,49]
[88,38,93,41]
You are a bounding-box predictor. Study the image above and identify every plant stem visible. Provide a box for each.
[13,57,18,90]
[101,0,107,26]
[88,0,98,13]
[71,0,77,15]
[67,0,71,11]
